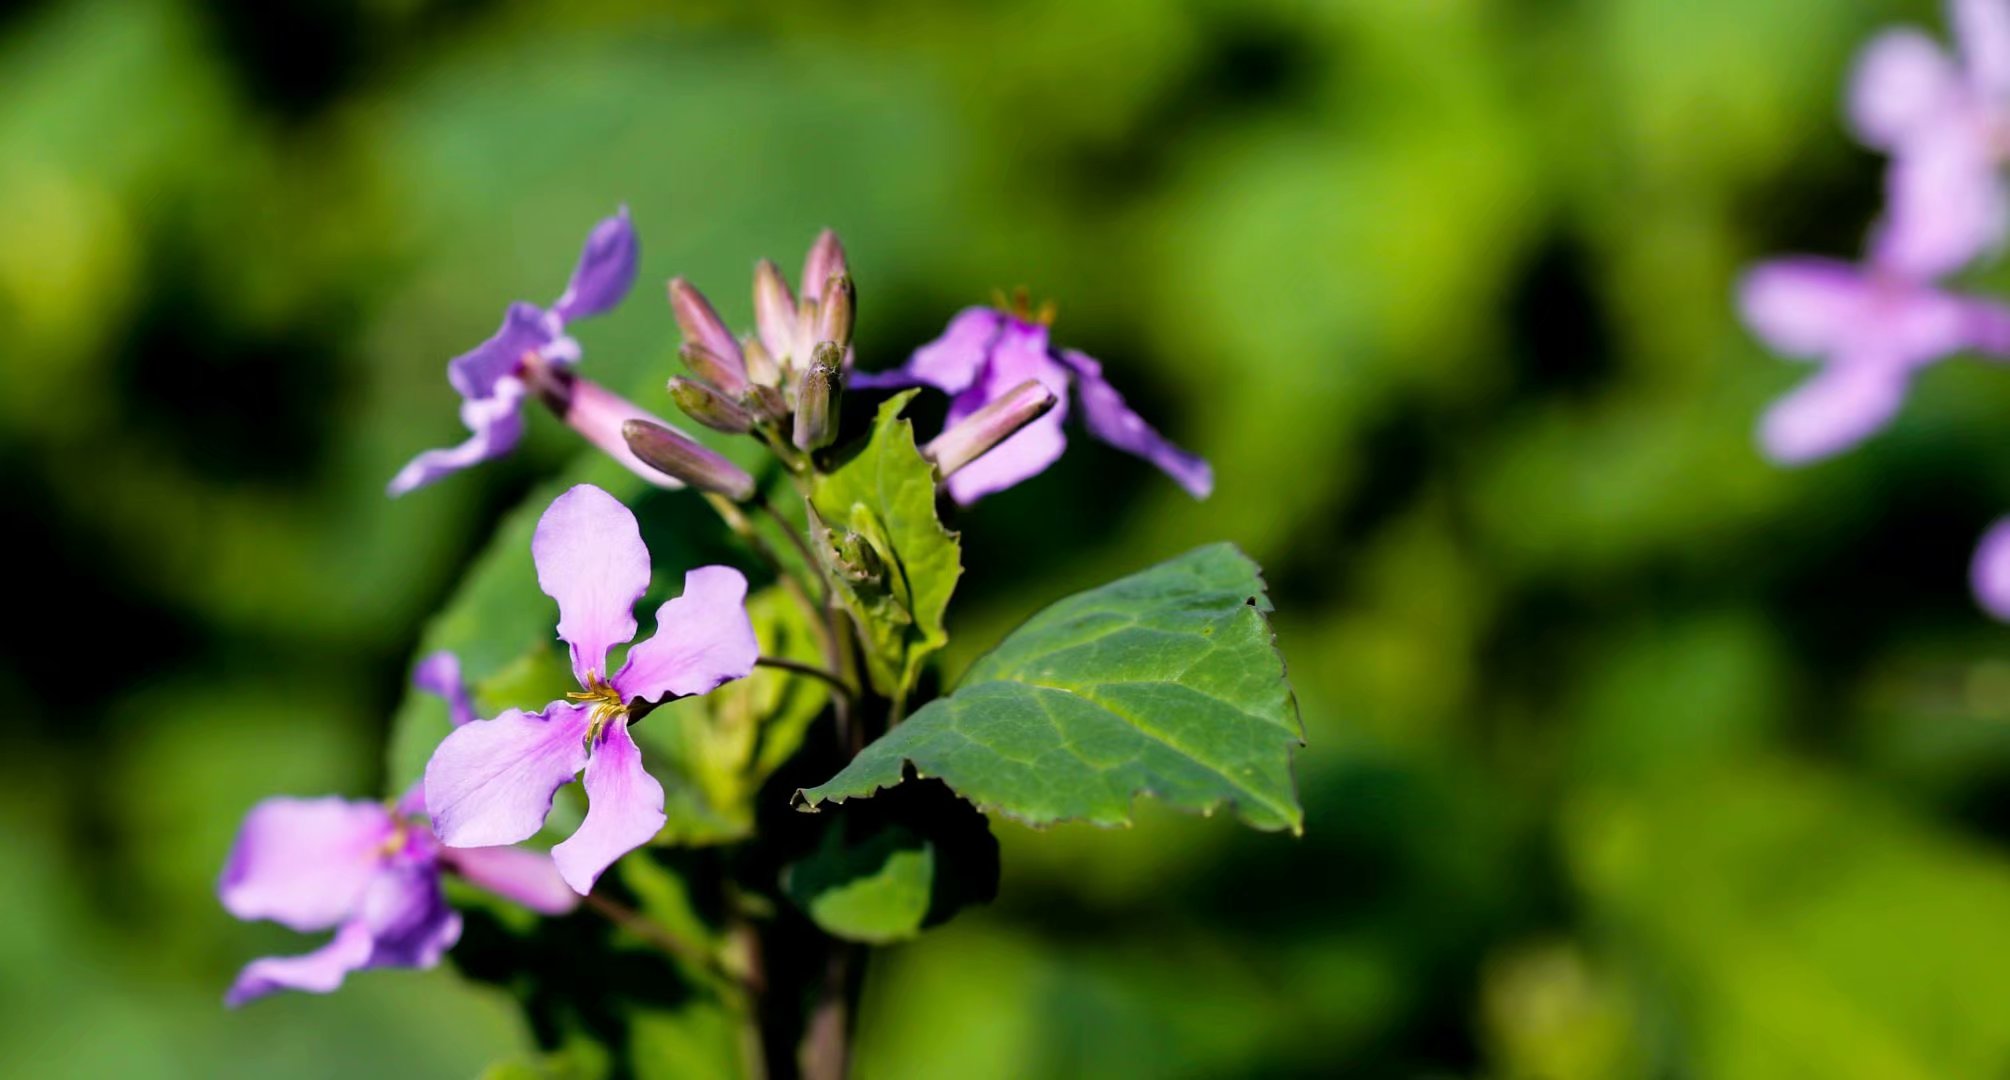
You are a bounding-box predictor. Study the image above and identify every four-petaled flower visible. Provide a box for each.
[424,484,758,894]
[390,209,686,495]
[1738,256,2010,463]
[219,653,575,1006]
[854,302,1212,504]
[1851,0,2010,278]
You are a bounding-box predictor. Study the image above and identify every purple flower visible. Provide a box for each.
[423,484,758,894]
[1973,516,2010,619]
[1850,0,2010,277]
[219,654,577,1006]
[854,306,1212,504]
[1738,256,2010,463]
[390,209,690,495]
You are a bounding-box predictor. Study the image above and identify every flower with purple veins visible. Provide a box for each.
[219,655,576,1006]
[1851,0,2010,278]
[852,298,1212,504]
[390,208,691,495]
[424,483,758,894]
[1738,255,2010,463]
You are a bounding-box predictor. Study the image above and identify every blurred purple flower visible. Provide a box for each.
[220,657,574,1006]
[854,305,1212,504]
[390,209,688,495]
[1738,256,2010,463]
[1851,0,2010,277]
[424,484,757,894]
[1972,516,2010,619]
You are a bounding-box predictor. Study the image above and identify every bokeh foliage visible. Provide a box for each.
[8,0,2010,1076]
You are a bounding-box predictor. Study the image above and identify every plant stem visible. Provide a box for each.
[800,944,864,1080]
[582,893,734,986]
[756,655,855,697]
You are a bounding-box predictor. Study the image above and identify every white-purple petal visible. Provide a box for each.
[551,208,639,323]
[1060,349,1213,499]
[851,307,1004,392]
[224,920,377,1007]
[1758,360,1912,465]
[424,704,591,849]
[412,650,478,729]
[1972,516,2010,620]
[534,484,650,683]
[611,566,758,704]
[551,719,666,895]
[448,302,551,401]
[439,844,580,915]
[1849,28,1963,148]
[218,797,397,933]
[387,377,528,497]
[1957,0,2010,96]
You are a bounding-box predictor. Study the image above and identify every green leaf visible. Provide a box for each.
[782,781,999,944]
[796,543,1304,833]
[807,389,961,700]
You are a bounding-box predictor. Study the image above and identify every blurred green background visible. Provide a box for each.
[10,0,2010,1075]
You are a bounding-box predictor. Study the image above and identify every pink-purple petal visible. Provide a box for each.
[412,650,478,729]
[534,484,650,683]
[448,302,551,401]
[852,307,1005,391]
[1850,29,1963,148]
[1873,122,2007,279]
[1737,259,1869,358]
[219,797,397,933]
[1957,0,2010,95]
[1972,516,2010,620]
[439,844,580,915]
[1060,349,1213,498]
[1758,360,1912,465]
[424,704,591,849]
[354,862,462,971]
[611,566,758,704]
[552,208,639,323]
[387,377,528,497]
[551,719,666,894]
[224,920,378,1007]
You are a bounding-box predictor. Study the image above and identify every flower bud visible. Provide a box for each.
[745,383,790,425]
[816,274,855,350]
[679,341,750,397]
[742,334,782,388]
[622,419,757,501]
[922,379,1057,479]
[752,259,797,364]
[801,229,848,300]
[668,377,755,434]
[668,278,747,389]
[792,343,845,452]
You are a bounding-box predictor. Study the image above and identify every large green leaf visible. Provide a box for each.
[796,543,1304,832]
[807,389,961,700]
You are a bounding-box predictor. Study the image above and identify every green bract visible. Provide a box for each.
[796,543,1305,832]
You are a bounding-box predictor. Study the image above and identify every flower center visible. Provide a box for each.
[991,285,1057,326]
[567,669,628,741]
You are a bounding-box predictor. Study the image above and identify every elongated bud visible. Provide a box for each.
[668,278,747,387]
[742,335,782,387]
[816,274,855,349]
[745,383,790,425]
[801,229,848,299]
[679,341,750,397]
[622,419,756,501]
[792,343,844,451]
[923,379,1057,478]
[669,377,754,434]
[753,259,797,363]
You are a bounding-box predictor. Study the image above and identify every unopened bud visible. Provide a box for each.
[668,377,754,434]
[816,274,855,349]
[792,343,845,451]
[743,334,782,387]
[679,341,750,397]
[801,229,848,299]
[922,379,1057,478]
[668,278,747,389]
[752,259,797,364]
[829,529,885,584]
[622,419,757,501]
[745,383,790,425]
